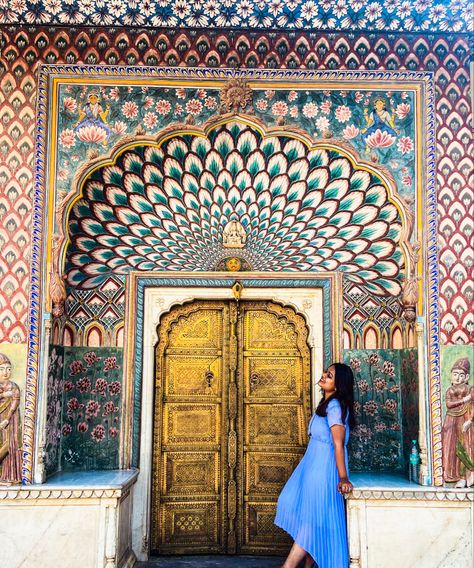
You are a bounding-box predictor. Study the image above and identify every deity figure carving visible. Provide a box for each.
[441,357,474,487]
[0,353,22,484]
[223,220,247,249]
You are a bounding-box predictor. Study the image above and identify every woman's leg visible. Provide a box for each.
[282,542,308,568]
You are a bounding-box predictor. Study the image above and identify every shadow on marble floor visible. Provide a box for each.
[137,555,286,567]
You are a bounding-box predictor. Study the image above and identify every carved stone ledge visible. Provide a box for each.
[349,488,473,502]
[0,487,126,500]
[0,469,138,501]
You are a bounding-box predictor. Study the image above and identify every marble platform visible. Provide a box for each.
[347,473,473,568]
[0,469,139,568]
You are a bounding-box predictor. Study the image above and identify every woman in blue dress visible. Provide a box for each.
[275,363,355,568]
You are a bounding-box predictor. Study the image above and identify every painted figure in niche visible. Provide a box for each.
[441,357,474,487]
[223,219,247,248]
[361,96,399,152]
[73,91,111,144]
[0,353,22,484]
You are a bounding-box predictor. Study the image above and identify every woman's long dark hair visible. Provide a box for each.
[316,362,356,430]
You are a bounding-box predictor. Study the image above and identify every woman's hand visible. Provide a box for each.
[337,477,353,495]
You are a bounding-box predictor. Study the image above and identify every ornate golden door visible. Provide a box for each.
[151,300,311,556]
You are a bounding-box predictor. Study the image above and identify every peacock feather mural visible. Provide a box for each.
[65,119,405,296]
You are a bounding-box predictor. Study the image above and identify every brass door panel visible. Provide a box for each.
[151,299,311,556]
[152,302,229,555]
[239,302,311,554]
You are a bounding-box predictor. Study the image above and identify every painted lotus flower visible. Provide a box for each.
[342,124,360,139]
[365,129,396,148]
[63,96,77,113]
[111,122,127,136]
[60,128,76,148]
[76,125,108,143]
[395,103,411,119]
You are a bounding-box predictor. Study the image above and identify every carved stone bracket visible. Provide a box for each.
[49,233,67,318]
[402,241,421,322]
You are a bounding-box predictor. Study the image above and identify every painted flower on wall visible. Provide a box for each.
[272,101,289,117]
[395,103,411,119]
[344,349,407,472]
[397,136,414,154]
[45,347,64,476]
[76,125,108,143]
[122,101,139,118]
[335,105,351,123]
[365,129,396,148]
[61,348,123,470]
[302,101,318,118]
[59,129,75,148]
[156,100,172,115]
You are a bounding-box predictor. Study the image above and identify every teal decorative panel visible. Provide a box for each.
[400,349,419,468]
[60,347,123,471]
[45,345,64,477]
[343,349,410,472]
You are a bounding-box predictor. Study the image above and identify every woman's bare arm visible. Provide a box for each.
[331,424,353,495]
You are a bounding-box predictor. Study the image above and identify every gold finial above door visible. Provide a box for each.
[232,281,243,302]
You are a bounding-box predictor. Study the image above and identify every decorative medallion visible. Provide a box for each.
[219,79,253,114]
[216,257,252,272]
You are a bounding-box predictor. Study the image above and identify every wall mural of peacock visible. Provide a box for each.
[65,119,405,296]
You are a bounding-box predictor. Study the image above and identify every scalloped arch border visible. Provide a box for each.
[25,65,440,486]
[61,111,411,273]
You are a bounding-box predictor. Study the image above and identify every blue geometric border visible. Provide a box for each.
[130,275,336,467]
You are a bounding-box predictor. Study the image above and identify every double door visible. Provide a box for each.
[151,300,311,555]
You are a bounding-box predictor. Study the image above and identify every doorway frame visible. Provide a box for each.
[122,271,342,560]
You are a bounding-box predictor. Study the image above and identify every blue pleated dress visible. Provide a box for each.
[274,399,350,568]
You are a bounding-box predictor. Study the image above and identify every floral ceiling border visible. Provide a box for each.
[2,0,472,32]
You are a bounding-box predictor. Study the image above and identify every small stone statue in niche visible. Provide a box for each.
[441,357,474,487]
[0,353,22,484]
[223,220,247,249]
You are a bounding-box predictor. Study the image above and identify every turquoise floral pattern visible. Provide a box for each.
[61,347,123,470]
[400,349,419,465]
[45,346,64,477]
[344,349,410,472]
[57,85,416,198]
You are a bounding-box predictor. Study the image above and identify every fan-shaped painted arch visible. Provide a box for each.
[65,119,405,295]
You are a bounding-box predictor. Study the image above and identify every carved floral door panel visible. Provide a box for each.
[151,302,230,555]
[151,300,311,556]
[239,302,311,554]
